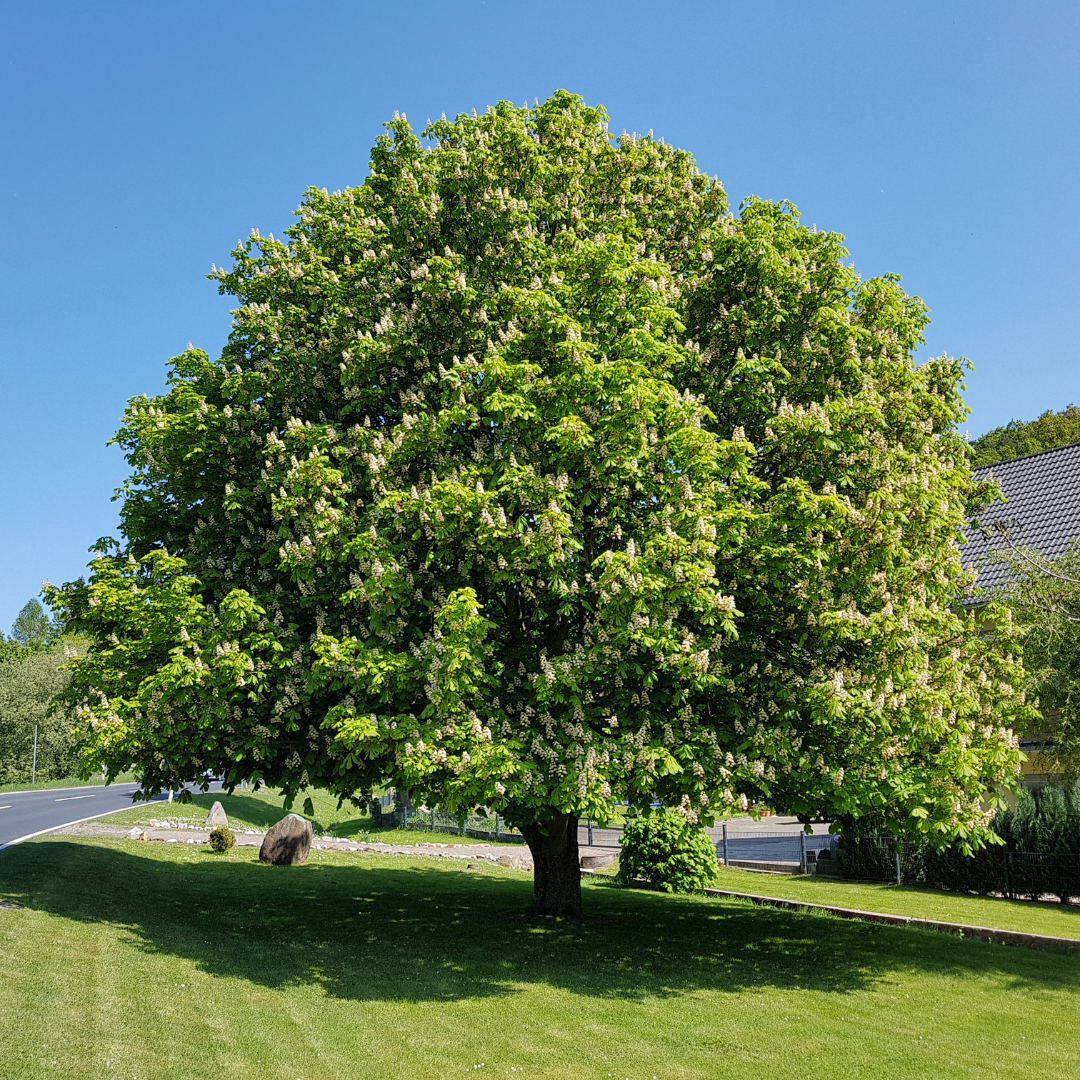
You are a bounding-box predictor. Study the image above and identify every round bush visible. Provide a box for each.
[616,809,719,893]
[208,825,235,853]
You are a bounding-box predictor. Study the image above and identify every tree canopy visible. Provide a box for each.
[970,404,1080,467]
[49,92,1030,915]
[8,598,57,651]
[0,644,81,784]
[993,537,1080,784]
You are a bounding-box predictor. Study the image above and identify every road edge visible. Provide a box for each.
[0,803,155,853]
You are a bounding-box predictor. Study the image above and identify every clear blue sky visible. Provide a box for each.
[2,1,1078,631]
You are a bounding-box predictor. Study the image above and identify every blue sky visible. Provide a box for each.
[2,1,1079,630]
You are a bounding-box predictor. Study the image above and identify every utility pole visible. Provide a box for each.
[31,725,38,785]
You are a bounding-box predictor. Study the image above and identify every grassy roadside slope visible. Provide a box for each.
[705,865,1080,941]
[103,786,522,847]
[1,836,1078,1080]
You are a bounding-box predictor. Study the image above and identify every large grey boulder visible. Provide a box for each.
[206,801,228,826]
[259,814,313,866]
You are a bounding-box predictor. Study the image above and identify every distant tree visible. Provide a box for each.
[993,536,1080,783]
[971,404,1080,467]
[0,644,81,784]
[49,92,1030,917]
[10,598,56,650]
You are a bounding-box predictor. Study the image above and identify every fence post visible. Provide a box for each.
[495,813,500,840]
[588,817,594,847]
[1003,847,1011,899]
[722,822,728,866]
[799,830,806,875]
[403,801,408,828]
[895,837,902,885]
[31,725,38,785]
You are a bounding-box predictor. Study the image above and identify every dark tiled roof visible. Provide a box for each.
[961,441,1080,594]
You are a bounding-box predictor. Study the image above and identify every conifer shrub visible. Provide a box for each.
[616,809,719,893]
[208,826,235,853]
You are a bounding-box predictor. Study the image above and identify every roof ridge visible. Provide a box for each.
[974,438,1080,475]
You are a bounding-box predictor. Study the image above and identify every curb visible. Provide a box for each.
[699,886,1080,953]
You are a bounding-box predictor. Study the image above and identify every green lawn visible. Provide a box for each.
[1,837,1079,1079]
[707,865,1080,941]
[105,786,523,847]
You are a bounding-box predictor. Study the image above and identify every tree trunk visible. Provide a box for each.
[521,812,582,918]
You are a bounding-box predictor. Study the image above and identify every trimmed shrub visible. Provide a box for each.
[835,835,899,882]
[208,826,235,853]
[616,809,719,893]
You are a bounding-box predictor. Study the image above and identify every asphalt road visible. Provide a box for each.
[0,782,208,850]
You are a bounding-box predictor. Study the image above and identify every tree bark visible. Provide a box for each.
[521,812,582,918]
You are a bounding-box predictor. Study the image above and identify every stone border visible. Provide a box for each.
[698,885,1080,953]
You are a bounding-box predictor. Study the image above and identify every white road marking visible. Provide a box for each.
[55,795,96,802]
[0,790,178,851]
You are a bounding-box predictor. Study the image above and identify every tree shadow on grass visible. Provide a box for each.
[2,839,1077,1006]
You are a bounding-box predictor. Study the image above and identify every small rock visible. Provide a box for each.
[206,801,228,826]
[580,852,615,869]
[0,901,24,910]
[495,853,533,871]
[127,827,147,841]
[259,814,313,866]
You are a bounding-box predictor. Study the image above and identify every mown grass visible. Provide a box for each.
[707,865,1080,941]
[105,786,522,847]
[1,837,1079,1079]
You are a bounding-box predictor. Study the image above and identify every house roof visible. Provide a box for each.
[962,440,1080,594]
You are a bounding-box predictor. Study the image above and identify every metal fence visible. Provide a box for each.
[575,817,838,872]
[373,796,839,872]
[716,827,839,870]
[372,798,527,844]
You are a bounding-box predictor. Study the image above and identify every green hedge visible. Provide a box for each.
[837,788,1080,902]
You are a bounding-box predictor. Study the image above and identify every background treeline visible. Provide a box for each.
[837,787,1080,903]
[0,599,82,785]
[971,403,1080,466]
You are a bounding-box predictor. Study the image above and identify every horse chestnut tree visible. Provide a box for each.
[49,92,1029,917]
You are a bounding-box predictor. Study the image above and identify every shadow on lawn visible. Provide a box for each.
[2,840,1077,1005]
